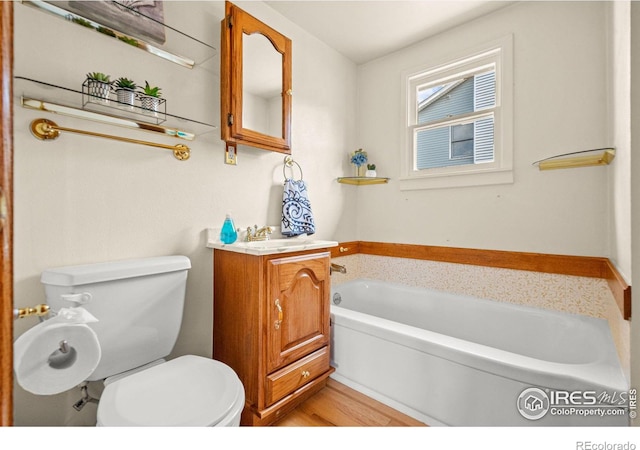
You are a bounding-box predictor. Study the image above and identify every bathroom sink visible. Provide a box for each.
[206,231,337,255]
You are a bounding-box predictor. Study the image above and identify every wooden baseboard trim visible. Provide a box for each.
[332,241,631,320]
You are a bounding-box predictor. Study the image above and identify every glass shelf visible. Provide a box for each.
[337,177,390,185]
[16,76,216,140]
[21,0,217,69]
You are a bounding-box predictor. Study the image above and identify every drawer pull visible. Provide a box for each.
[339,246,349,253]
[274,298,283,330]
[301,370,310,379]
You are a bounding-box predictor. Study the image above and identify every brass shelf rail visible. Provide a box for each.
[30,118,190,161]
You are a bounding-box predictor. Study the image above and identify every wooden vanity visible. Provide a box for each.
[212,244,335,426]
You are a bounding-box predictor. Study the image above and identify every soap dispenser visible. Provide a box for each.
[220,214,238,244]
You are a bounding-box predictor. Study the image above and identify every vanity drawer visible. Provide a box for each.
[265,347,330,406]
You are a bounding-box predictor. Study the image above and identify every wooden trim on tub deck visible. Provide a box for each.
[604,259,632,320]
[330,241,359,258]
[331,241,631,320]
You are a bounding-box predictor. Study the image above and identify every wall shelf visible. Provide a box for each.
[337,177,389,185]
[16,76,216,140]
[533,148,616,171]
[21,1,217,69]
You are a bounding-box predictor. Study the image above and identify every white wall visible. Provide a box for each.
[356,1,611,256]
[608,1,632,284]
[12,1,357,425]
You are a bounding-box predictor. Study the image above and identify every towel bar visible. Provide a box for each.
[29,118,191,161]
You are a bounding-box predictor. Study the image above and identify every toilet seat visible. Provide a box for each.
[97,355,244,426]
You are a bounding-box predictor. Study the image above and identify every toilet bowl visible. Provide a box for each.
[97,355,245,427]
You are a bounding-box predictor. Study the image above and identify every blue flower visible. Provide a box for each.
[350,149,368,167]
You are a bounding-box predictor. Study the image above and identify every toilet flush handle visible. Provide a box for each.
[60,292,93,305]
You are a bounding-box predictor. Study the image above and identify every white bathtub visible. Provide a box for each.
[329,279,629,426]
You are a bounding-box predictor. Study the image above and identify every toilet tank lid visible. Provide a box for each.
[41,256,191,286]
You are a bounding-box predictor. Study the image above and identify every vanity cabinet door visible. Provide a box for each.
[266,252,330,373]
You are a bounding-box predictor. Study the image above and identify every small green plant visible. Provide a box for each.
[367,164,376,170]
[72,17,93,29]
[141,81,162,98]
[114,77,137,90]
[97,26,116,38]
[86,72,111,83]
[117,35,139,47]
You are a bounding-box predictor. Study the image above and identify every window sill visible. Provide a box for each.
[399,168,513,190]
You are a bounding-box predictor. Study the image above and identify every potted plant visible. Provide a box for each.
[85,72,112,103]
[139,81,162,115]
[114,77,137,107]
[365,163,377,178]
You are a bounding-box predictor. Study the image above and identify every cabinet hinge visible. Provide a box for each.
[228,15,233,28]
[227,113,234,126]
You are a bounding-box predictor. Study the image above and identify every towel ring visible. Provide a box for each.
[283,156,303,181]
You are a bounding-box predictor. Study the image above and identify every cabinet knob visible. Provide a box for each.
[339,246,349,253]
[301,370,310,379]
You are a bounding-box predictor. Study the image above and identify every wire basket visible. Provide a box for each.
[82,78,167,124]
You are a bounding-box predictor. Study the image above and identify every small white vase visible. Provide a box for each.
[365,170,377,178]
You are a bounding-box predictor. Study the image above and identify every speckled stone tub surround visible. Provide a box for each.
[331,253,630,381]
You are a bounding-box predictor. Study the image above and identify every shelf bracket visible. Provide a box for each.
[29,118,190,161]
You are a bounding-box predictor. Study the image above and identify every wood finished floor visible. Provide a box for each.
[272,379,427,427]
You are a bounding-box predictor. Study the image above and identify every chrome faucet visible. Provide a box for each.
[246,225,273,242]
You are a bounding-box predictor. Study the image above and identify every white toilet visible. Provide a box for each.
[16,255,244,427]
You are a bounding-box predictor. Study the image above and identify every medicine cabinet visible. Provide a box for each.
[220,1,292,154]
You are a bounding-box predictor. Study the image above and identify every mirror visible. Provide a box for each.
[242,33,282,136]
[221,1,292,154]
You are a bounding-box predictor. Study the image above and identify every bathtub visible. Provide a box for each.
[329,279,629,426]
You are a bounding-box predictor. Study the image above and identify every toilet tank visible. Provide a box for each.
[40,256,191,381]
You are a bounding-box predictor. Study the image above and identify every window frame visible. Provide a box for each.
[400,35,513,190]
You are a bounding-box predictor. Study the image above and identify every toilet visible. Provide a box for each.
[15,255,244,427]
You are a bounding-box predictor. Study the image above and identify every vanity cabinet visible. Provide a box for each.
[213,248,334,426]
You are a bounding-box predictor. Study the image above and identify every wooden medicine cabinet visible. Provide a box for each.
[220,1,292,154]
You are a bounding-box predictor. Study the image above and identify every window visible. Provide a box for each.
[401,35,513,190]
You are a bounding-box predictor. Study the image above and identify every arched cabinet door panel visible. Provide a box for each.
[266,254,330,372]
